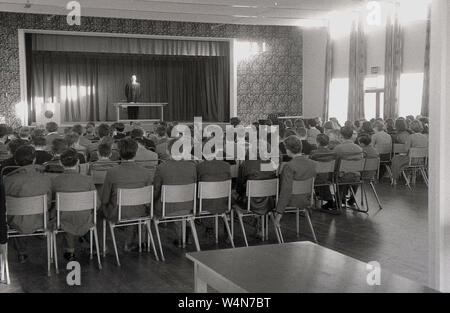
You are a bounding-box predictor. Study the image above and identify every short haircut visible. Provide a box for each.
[340,126,354,140]
[32,136,47,147]
[296,127,307,138]
[308,119,317,128]
[284,135,303,155]
[52,138,68,154]
[395,118,407,132]
[354,120,361,128]
[410,120,424,133]
[130,128,144,139]
[284,129,297,138]
[8,139,29,155]
[323,121,334,130]
[316,134,329,147]
[46,122,58,133]
[100,136,114,146]
[72,124,84,136]
[65,132,79,147]
[294,119,305,128]
[64,127,73,135]
[14,145,36,166]
[373,121,385,131]
[358,134,372,146]
[31,128,45,141]
[361,121,373,133]
[19,126,31,139]
[284,120,293,128]
[0,124,8,138]
[98,143,112,158]
[118,138,138,160]
[115,123,125,132]
[97,124,110,138]
[60,148,79,167]
[156,125,167,137]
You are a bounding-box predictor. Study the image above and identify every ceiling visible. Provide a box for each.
[0,0,365,26]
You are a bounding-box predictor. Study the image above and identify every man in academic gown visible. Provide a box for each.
[125,75,141,120]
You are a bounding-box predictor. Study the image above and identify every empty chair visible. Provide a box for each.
[153,183,200,261]
[234,179,279,247]
[401,148,429,190]
[335,158,367,213]
[272,177,318,244]
[195,180,234,248]
[54,190,102,272]
[6,194,53,276]
[103,185,158,266]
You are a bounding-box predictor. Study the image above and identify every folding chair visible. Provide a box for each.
[271,178,318,244]
[54,190,102,272]
[0,243,10,285]
[401,148,429,190]
[78,163,90,175]
[375,143,393,183]
[90,161,120,185]
[393,143,408,156]
[6,194,53,276]
[103,185,158,266]
[362,157,383,211]
[233,179,279,247]
[335,158,367,213]
[153,183,200,261]
[195,180,234,248]
[313,160,337,210]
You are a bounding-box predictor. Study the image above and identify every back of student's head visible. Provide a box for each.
[294,119,306,129]
[19,126,31,139]
[60,148,79,167]
[358,134,372,146]
[97,124,110,138]
[284,135,303,155]
[410,120,424,133]
[98,143,112,158]
[297,127,307,139]
[115,123,125,133]
[328,129,341,140]
[72,124,84,136]
[156,125,167,137]
[8,139,29,155]
[308,119,317,128]
[344,121,354,129]
[45,122,58,133]
[354,120,361,129]
[361,121,373,133]
[130,128,144,139]
[32,136,47,147]
[0,124,8,138]
[118,138,138,160]
[373,121,385,132]
[323,121,334,131]
[31,128,45,141]
[284,128,297,139]
[14,145,36,166]
[316,134,329,147]
[65,132,79,147]
[284,120,293,128]
[340,126,354,140]
[100,136,114,146]
[395,118,407,132]
[52,138,68,155]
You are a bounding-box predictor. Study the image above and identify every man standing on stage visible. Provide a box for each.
[125,74,141,120]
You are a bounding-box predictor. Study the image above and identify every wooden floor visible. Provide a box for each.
[0,181,428,293]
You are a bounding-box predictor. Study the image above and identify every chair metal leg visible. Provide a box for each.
[420,168,429,187]
[362,185,370,212]
[47,232,51,277]
[237,212,249,247]
[221,214,235,248]
[53,232,59,274]
[261,215,265,241]
[108,222,121,267]
[269,213,282,244]
[305,210,318,243]
[0,249,4,282]
[402,171,412,190]
[138,222,142,253]
[215,216,219,244]
[189,218,201,252]
[349,185,368,213]
[5,245,10,285]
[153,220,165,262]
[181,220,186,249]
[145,221,159,261]
[89,229,93,260]
[370,182,383,210]
[92,227,102,270]
[102,219,107,257]
[230,210,234,239]
[295,210,300,237]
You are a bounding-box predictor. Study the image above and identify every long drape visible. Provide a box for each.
[323,29,333,122]
[384,5,403,119]
[421,6,431,117]
[347,15,366,122]
[31,52,230,122]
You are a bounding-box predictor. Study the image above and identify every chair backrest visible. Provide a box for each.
[246,178,279,210]
[315,160,336,174]
[363,157,380,172]
[56,190,97,227]
[393,144,408,154]
[161,183,196,217]
[118,185,153,221]
[292,177,315,195]
[338,159,365,173]
[376,143,393,155]
[408,148,428,166]
[6,194,48,229]
[90,161,120,184]
[198,180,232,214]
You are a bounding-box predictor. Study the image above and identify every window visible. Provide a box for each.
[364,75,385,120]
[398,73,424,117]
[328,78,349,125]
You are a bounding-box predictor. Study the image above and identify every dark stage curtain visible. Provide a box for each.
[30,52,230,122]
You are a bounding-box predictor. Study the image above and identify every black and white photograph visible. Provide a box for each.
[0,0,448,301]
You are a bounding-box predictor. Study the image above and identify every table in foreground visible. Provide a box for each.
[114,102,167,122]
[186,242,436,293]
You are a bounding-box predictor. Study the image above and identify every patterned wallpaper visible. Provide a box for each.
[0,12,302,126]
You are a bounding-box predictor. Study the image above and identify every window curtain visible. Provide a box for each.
[31,52,230,122]
[323,28,333,122]
[384,4,403,119]
[347,14,366,122]
[421,6,431,117]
